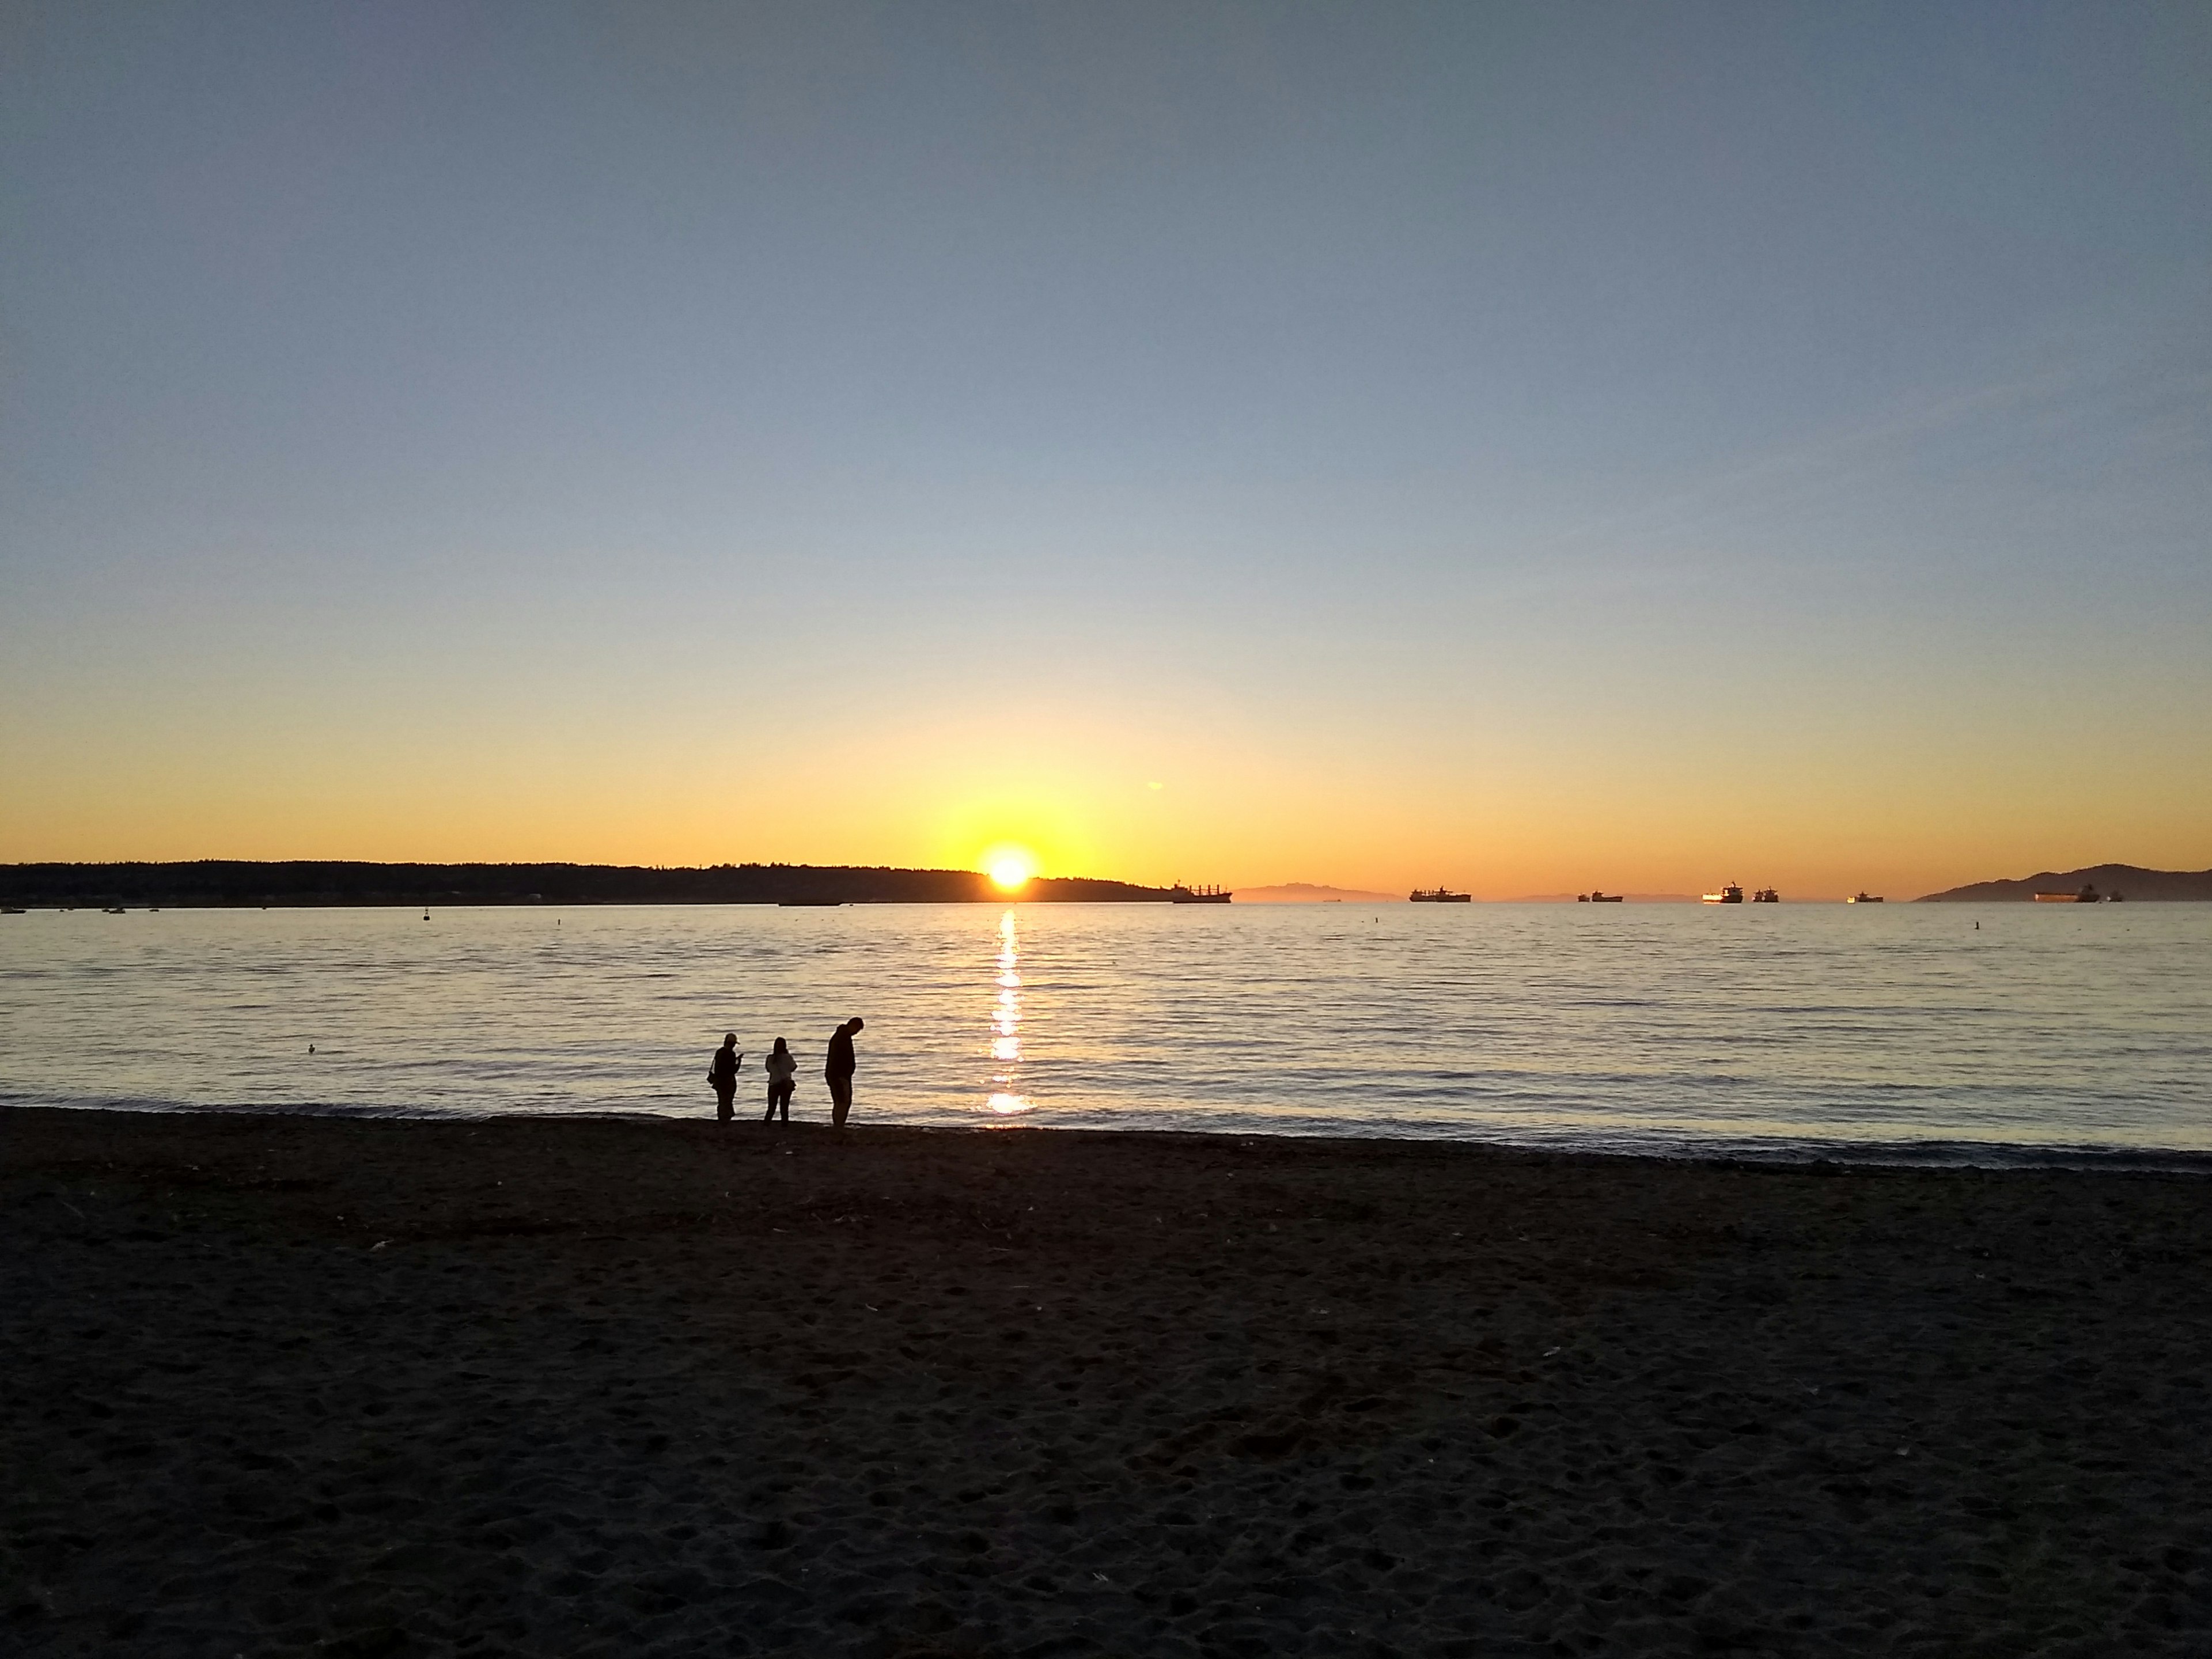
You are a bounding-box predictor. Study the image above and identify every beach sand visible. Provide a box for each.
[5,1108,2209,1656]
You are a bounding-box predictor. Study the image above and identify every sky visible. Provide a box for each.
[3,1,2208,899]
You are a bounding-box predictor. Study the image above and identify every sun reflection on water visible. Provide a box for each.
[986,907,1030,1116]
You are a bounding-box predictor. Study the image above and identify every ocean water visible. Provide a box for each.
[2,902,2207,1164]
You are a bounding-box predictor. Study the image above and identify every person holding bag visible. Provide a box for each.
[763,1037,797,1123]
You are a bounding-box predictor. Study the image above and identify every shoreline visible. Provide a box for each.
[10,1098,2212,1176]
[7,1105,2210,1653]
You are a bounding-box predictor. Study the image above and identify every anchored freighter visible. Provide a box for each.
[1168,884,1233,904]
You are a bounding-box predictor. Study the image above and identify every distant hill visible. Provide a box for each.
[1917,864,2212,902]
[1233,882,1404,904]
[0,861,1175,908]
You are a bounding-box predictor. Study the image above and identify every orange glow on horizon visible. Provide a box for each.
[3,690,2205,903]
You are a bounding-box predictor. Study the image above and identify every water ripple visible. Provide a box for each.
[1,902,2207,1164]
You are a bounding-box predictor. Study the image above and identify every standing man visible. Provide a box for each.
[825,1017,864,1128]
[707,1033,742,1123]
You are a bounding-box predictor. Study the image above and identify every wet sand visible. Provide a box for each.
[4,1107,2209,1656]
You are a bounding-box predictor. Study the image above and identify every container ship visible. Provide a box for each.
[1409,888,1472,903]
[1846,892,1884,904]
[1577,891,1625,903]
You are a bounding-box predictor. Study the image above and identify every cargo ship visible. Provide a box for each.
[1751,887,1779,903]
[1702,883,1744,904]
[1577,891,1624,903]
[1846,892,1884,904]
[1409,888,1472,903]
[2033,884,2103,903]
[1168,884,1233,904]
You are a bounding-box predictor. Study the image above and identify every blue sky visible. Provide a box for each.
[4,2,2207,894]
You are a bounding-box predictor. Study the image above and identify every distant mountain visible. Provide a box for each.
[1233,882,1404,904]
[0,860,1176,908]
[1917,864,2212,902]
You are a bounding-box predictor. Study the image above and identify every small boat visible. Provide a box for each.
[1169,884,1233,904]
[1408,888,1471,903]
[1702,884,1744,904]
[1847,892,1884,904]
[103,905,127,914]
[1578,891,1624,903]
[1751,887,1779,903]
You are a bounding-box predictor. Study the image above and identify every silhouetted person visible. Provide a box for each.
[763,1037,797,1123]
[707,1033,741,1122]
[825,1017,864,1128]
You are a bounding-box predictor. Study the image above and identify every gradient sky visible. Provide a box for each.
[5,2,2208,897]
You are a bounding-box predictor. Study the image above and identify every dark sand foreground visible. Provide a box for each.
[5,1109,2210,1657]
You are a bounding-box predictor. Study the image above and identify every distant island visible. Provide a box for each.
[0,861,1180,909]
[1516,892,1700,904]
[1917,864,2212,902]
[1232,882,1404,904]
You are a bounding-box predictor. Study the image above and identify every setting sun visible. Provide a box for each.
[986,849,1035,891]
